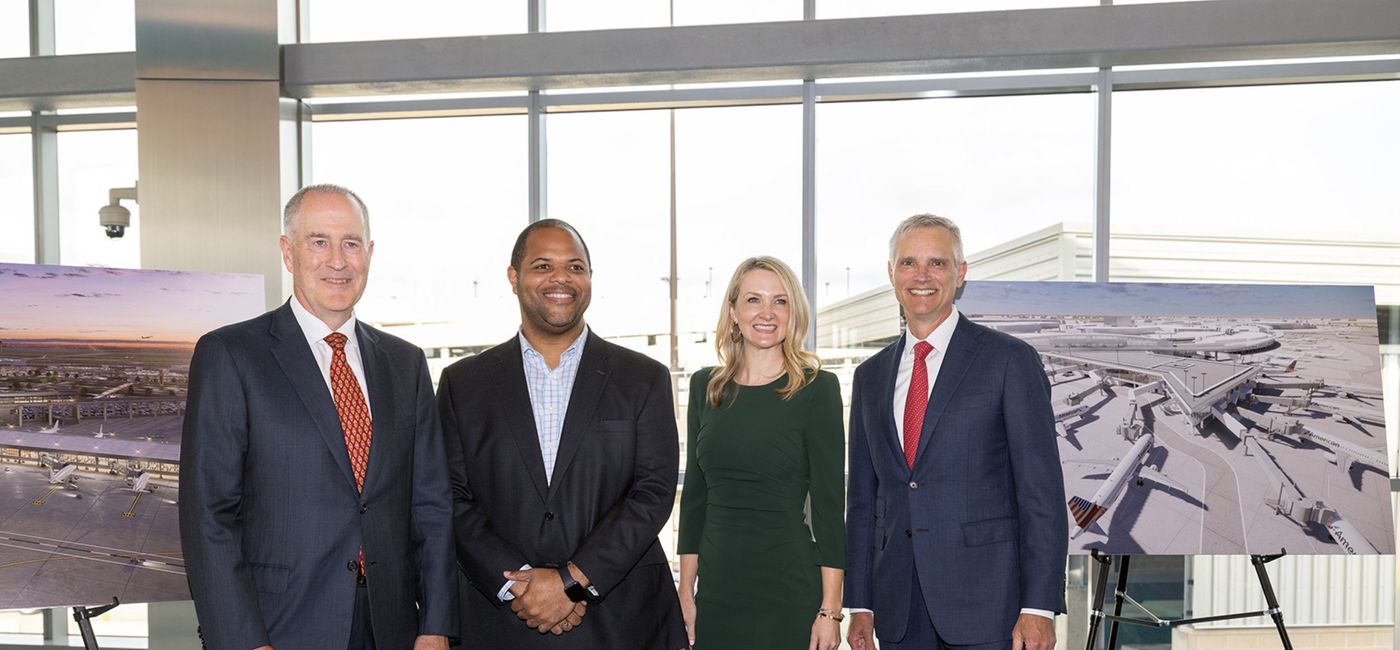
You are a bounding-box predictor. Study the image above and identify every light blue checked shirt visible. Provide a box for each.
[519,325,588,484]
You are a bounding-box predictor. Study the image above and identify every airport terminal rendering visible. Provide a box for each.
[2,1,1400,648]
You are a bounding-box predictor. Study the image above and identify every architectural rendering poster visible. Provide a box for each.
[959,281,1393,556]
[0,263,263,609]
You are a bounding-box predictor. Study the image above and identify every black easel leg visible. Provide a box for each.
[1085,550,1113,650]
[1251,554,1294,650]
[1106,555,1131,650]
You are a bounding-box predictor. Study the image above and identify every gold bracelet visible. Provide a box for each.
[816,609,844,622]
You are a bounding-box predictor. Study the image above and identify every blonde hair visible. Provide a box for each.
[707,256,821,407]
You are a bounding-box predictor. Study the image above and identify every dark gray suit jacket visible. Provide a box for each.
[437,330,686,649]
[179,301,457,649]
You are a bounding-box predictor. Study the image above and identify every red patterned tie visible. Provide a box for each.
[325,332,372,576]
[902,341,934,469]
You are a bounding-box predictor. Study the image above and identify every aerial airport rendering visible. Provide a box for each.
[0,264,262,609]
[961,282,1394,556]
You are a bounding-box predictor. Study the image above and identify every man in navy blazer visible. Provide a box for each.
[179,185,456,649]
[845,214,1066,650]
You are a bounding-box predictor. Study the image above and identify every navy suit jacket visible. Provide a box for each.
[437,330,686,650]
[844,314,1067,645]
[179,301,457,649]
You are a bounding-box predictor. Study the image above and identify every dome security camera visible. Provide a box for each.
[99,184,138,239]
[99,203,131,238]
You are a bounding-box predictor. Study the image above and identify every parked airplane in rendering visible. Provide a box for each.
[1053,402,1090,438]
[1066,433,1188,539]
[38,422,60,434]
[110,460,175,494]
[39,453,78,486]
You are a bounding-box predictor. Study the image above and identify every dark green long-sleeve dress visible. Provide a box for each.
[678,367,846,649]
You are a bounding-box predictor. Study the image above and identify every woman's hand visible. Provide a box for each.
[678,590,697,648]
[808,613,841,650]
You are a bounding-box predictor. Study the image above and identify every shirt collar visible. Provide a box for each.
[289,295,360,349]
[904,305,960,356]
[519,324,590,361]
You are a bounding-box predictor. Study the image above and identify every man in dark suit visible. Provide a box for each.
[437,219,686,649]
[844,214,1067,650]
[179,185,456,650]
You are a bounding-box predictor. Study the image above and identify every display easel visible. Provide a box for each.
[72,597,120,650]
[1085,550,1292,650]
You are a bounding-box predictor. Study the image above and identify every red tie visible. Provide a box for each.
[325,332,372,576]
[903,341,934,469]
[325,333,373,489]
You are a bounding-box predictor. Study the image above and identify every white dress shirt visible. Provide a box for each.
[891,307,961,448]
[851,306,1053,621]
[289,296,372,418]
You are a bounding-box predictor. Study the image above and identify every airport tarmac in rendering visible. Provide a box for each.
[0,420,184,609]
[1035,318,1393,555]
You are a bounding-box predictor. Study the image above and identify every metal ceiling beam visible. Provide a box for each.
[282,0,1400,97]
[4,0,1400,112]
[0,52,136,111]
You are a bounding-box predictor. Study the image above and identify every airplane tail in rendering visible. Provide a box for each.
[1068,495,1107,532]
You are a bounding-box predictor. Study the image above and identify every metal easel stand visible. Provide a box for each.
[72,597,120,650]
[1085,550,1292,650]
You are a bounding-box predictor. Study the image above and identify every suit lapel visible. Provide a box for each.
[269,303,358,491]
[357,323,395,495]
[878,337,907,471]
[490,337,550,504]
[912,316,983,467]
[546,331,611,504]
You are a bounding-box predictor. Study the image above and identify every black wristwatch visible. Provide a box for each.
[557,564,600,603]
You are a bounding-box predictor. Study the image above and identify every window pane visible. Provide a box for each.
[58,129,139,268]
[673,0,800,26]
[547,0,670,32]
[310,115,528,368]
[1112,82,1400,305]
[818,0,1093,20]
[0,134,34,263]
[547,110,671,346]
[816,94,1095,325]
[308,0,526,42]
[55,0,134,54]
[0,3,27,57]
[549,0,797,32]
[675,105,802,371]
[549,106,802,363]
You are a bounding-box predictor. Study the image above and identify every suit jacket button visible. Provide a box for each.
[360,504,368,514]
[905,529,912,538]
[347,561,358,572]
[544,511,555,521]
[909,481,919,489]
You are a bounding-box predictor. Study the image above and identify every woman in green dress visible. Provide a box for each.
[677,256,846,650]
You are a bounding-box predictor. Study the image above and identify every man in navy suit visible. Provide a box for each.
[180,185,456,649]
[844,214,1066,650]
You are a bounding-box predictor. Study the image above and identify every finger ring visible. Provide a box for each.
[564,624,572,630]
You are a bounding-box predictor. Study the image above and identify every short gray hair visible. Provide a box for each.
[283,184,371,239]
[888,213,964,266]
